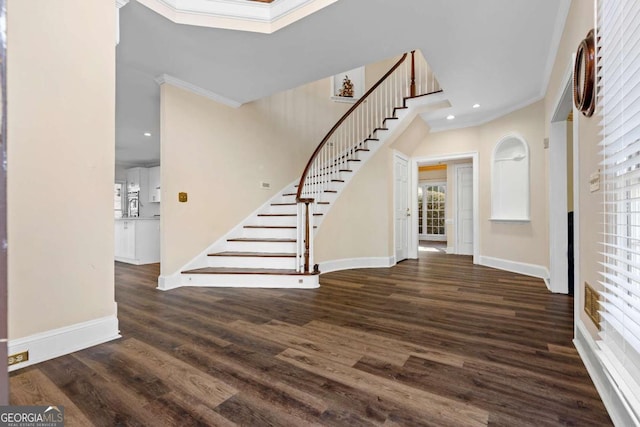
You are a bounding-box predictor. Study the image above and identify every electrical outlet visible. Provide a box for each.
[8,350,29,366]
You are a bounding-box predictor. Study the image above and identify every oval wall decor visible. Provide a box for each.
[573,29,596,117]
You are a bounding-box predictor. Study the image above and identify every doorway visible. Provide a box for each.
[410,153,479,262]
[394,152,409,262]
[548,66,576,295]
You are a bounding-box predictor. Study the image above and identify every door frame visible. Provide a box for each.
[410,152,479,263]
[393,150,410,263]
[548,60,579,295]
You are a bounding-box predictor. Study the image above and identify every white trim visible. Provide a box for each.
[572,53,582,334]
[547,63,574,295]
[136,0,338,34]
[411,152,479,264]
[115,0,130,45]
[157,272,182,291]
[180,273,319,289]
[574,321,637,426]
[8,315,120,372]
[478,255,550,287]
[155,74,242,108]
[318,256,395,274]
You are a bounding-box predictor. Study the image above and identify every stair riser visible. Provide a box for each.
[207,256,297,269]
[181,273,319,288]
[242,228,297,239]
[225,241,297,253]
[254,216,297,227]
[268,205,298,215]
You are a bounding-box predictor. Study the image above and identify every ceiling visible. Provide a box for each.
[116,0,570,167]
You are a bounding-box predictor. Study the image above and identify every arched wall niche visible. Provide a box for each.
[491,133,530,221]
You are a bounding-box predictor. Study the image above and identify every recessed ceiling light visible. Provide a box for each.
[143,132,151,137]
[473,103,480,109]
[446,115,455,120]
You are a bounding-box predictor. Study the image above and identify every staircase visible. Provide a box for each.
[161,51,443,290]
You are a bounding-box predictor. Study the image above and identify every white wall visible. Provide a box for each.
[7,0,118,353]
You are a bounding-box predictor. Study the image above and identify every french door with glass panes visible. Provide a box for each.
[418,182,446,241]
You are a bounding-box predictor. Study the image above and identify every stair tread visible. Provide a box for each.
[208,251,296,258]
[271,203,296,206]
[182,267,318,276]
[227,238,296,243]
[355,148,370,152]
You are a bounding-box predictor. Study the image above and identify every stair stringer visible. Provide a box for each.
[157,91,449,291]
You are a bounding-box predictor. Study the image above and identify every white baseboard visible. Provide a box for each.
[157,273,182,291]
[8,315,120,372]
[318,256,395,274]
[478,255,550,283]
[574,321,637,426]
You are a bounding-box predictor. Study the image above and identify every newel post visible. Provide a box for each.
[410,50,416,97]
[299,198,313,273]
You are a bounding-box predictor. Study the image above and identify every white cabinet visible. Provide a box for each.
[115,220,136,259]
[114,219,160,264]
[148,166,161,203]
[126,167,148,193]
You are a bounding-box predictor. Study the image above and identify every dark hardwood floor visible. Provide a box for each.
[10,251,611,426]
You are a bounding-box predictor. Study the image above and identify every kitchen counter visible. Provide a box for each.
[115,217,159,221]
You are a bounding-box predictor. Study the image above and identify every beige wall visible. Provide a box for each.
[412,101,548,268]
[7,0,116,338]
[544,0,599,338]
[160,79,350,275]
[315,147,392,262]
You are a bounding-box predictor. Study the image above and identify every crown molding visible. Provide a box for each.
[116,0,130,9]
[135,0,338,33]
[155,74,243,108]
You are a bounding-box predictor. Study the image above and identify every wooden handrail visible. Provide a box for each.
[295,53,409,202]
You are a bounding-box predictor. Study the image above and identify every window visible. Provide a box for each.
[418,182,446,240]
[598,0,640,419]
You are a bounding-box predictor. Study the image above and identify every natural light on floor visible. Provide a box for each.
[418,247,441,252]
